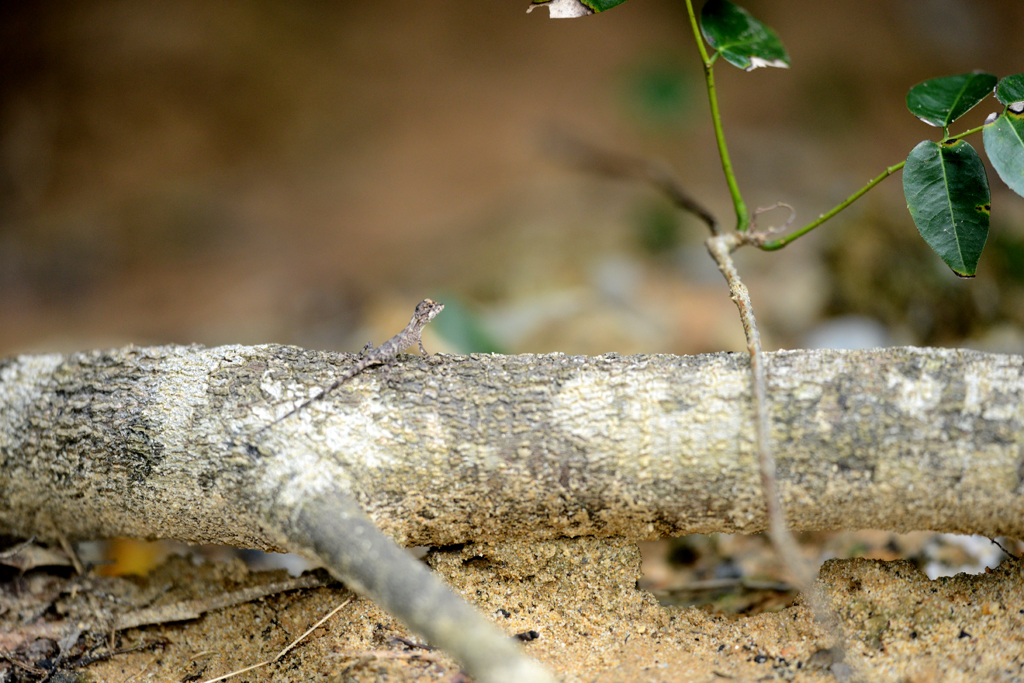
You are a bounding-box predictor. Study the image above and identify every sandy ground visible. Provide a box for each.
[4,536,1021,682]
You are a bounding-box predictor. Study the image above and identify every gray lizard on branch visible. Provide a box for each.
[259,298,444,433]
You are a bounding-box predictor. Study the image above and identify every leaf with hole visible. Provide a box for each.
[903,140,990,277]
[700,0,789,71]
[905,72,997,128]
[983,108,1024,199]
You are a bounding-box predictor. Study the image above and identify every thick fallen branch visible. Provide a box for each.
[2,344,1023,680]
[5,344,1018,542]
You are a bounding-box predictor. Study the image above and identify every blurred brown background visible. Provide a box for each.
[2,0,1023,359]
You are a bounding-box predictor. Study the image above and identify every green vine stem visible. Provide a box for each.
[758,162,905,250]
[947,123,986,142]
[684,0,749,232]
[759,123,987,251]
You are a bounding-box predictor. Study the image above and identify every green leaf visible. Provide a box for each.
[526,0,628,17]
[905,71,997,128]
[579,0,629,10]
[983,108,1024,199]
[699,0,789,71]
[994,73,1024,107]
[903,139,990,277]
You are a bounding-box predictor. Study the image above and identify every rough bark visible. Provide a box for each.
[3,344,1021,546]
[2,343,1022,682]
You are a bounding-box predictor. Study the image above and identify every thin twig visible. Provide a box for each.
[331,648,446,664]
[705,235,811,588]
[199,596,354,683]
[0,650,48,676]
[989,537,1018,558]
[750,202,796,237]
[56,531,84,575]
[652,577,795,594]
[705,233,843,661]
[72,638,167,670]
[705,234,813,590]
[114,573,334,632]
[542,128,720,235]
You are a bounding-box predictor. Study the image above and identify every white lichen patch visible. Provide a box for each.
[260,439,355,511]
[551,359,752,480]
[150,346,228,456]
[770,348,846,391]
[258,370,288,402]
[257,368,327,423]
[551,370,635,440]
[963,356,1024,422]
[889,368,941,420]
[323,396,400,471]
[0,353,64,446]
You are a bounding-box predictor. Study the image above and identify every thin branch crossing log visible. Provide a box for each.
[3,344,1022,682]
[2,344,1022,545]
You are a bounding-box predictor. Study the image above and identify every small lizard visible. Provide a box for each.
[260,299,444,431]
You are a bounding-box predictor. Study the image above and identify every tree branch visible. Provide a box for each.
[3,344,1022,544]
[3,344,1023,679]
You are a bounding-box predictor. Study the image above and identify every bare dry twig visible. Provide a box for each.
[542,128,720,234]
[114,573,336,631]
[199,596,355,683]
[705,233,814,591]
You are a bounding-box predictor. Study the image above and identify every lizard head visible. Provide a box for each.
[415,298,445,323]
